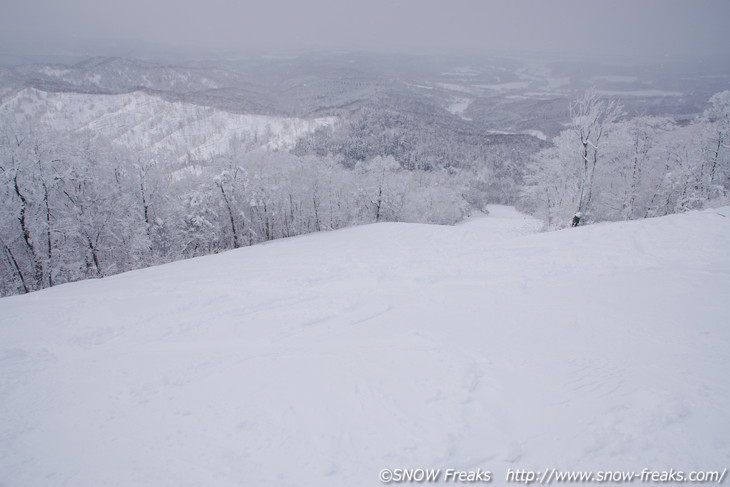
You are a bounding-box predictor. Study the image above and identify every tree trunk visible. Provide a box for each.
[13,171,43,289]
[218,183,240,248]
[40,169,54,287]
[3,243,29,294]
[86,236,103,277]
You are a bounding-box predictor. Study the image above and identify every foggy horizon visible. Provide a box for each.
[2,0,730,62]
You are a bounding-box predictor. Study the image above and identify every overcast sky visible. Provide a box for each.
[2,0,729,59]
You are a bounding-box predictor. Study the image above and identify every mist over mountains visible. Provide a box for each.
[3,51,725,121]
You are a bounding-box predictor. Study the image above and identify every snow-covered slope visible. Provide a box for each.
[0,88,336,161]
[1,206,729,486]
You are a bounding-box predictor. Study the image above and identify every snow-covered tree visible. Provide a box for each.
[568,89,624,221]
[699,91,730,199]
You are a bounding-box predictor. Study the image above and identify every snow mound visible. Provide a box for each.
[1,206,729,486]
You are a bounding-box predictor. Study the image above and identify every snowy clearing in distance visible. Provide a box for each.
[596,89,683,98]
[473,81,531,92]
[1,205,728,486]
[590,75,640,84]
[446,97,473,119]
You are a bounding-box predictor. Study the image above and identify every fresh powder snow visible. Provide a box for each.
[1,206,728,486]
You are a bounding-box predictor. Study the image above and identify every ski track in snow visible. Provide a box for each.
[1,205,729,486]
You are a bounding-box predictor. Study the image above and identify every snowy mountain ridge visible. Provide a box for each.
[0,87,337,162]
[1,205,728,486]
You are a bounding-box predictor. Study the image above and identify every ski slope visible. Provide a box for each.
[1,206,729,486]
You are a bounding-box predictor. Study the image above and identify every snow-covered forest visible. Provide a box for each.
[522,89,730,225]
[0,120,480,296]
[1,54,728,296]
